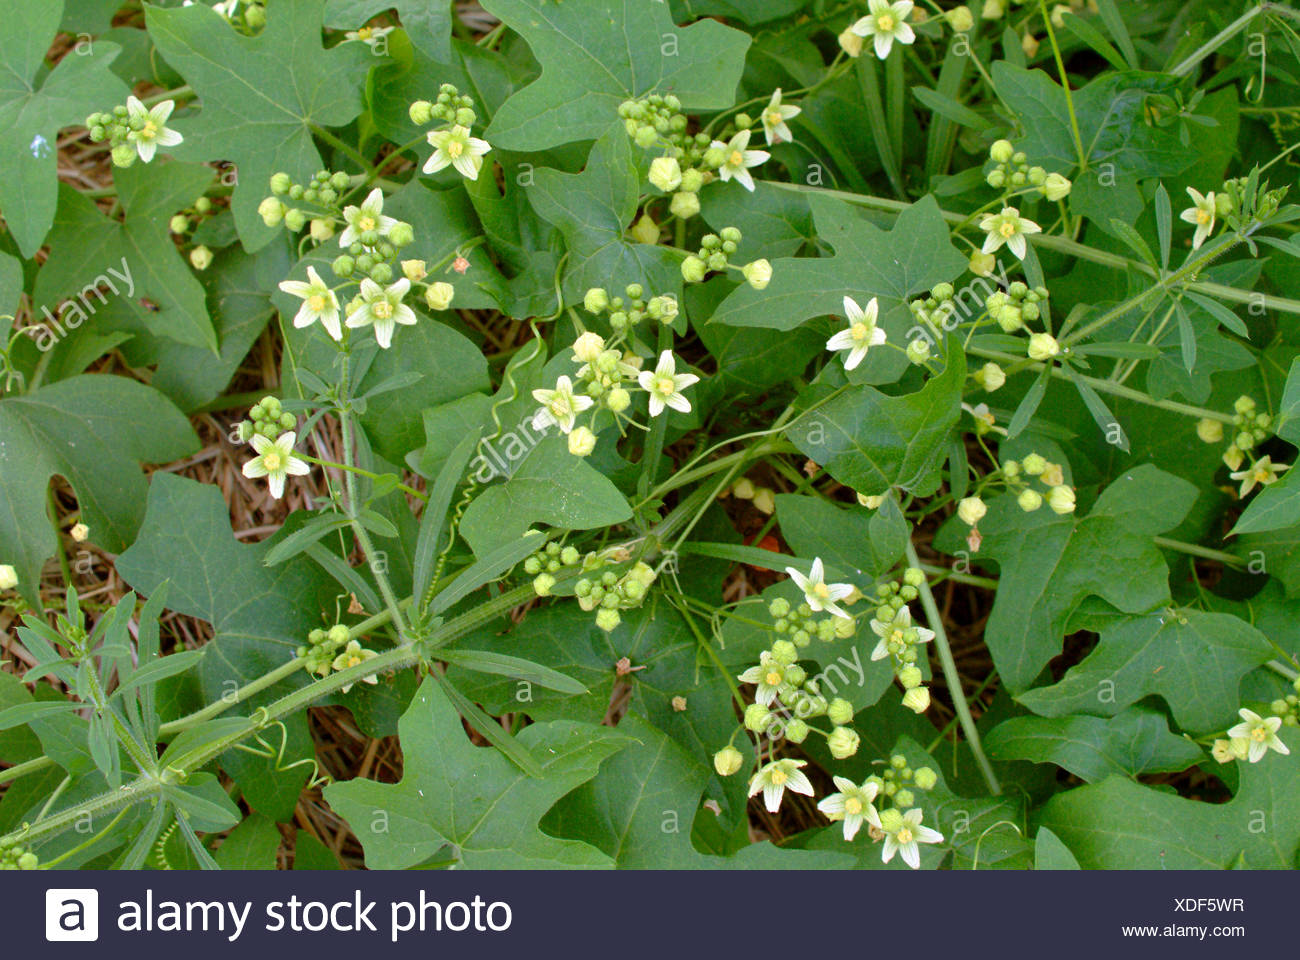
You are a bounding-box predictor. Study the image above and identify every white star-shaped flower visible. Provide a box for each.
[338,188,397,248]
[785,557,854,620]
[345,277,417,348]
[1229,455,1289,498]
[278,266,342,340]
[881,808,944,869]
[870,605,934,661]
[423,124,492,181]
[331,640,380,694]
[125,96,183,163]
[851,0,917,59]
[826,295,887,370]
[979,207,1040,260]
[344,25,394,50]
[711,129,769,192]
[638,350,699,417]
[817,776,882,841]
[242,431,309,499]
[532,375,594,434]
[1226,708,1290,763]
[737,652,787,707]
[1179,187,1217,250]
[748,759,814,813]
[761,89,801,145]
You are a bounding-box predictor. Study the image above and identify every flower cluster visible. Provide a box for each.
[0,841,37,871]
[986,139,1071,204]
[680,227,770,288]
[235,396,311,500]
[1210,705,1293,764]
[582,282,677,333]
[411,85,492,182]
[86,97,184,166]
[1196,396,1290,498]
[820,755,942,866]
[868,571,935,713]
[574,561,656,633]
[296,624,380,693]
[961,452,1078,531]
[737,641,856,754]
[260,169,355,239]
[985,281,1050,334]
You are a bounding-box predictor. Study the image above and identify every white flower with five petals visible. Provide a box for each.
[748,759,814,812]
[423,125,492,181]
[785,557,853,620]
[277,266,342,340]
[817,776,882,841]
[1226,708,1290,763]
[638,351,699,417]
[338,188,397,248]
[242,431,309,499]
[881,808,944,869]
[760,89,801,145]
[345,277,417,348]
[711,129,769,192]
[532,376,594,434]
[851,0,917,59]
[870,605,934,661]
[125,96,183,163]
[826,295,886,371]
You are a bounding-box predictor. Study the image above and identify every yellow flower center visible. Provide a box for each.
[358,215,376,232]
[891,629,904,644]
[769,769,788,786]
[845,797,863,815]
[728,150,744,167]
[307,294,326,312]
[814,582,830,599]
[1254,467,1271,483]
[140,120,158,141]
[999,221,1017,238]
[1196,209,1212,225]
[549,397,570,417]
[263,451,282,471]
[656,376,675,396]
[1251,726,1268,742]
[765,670,782,687]
[766,110,783,126]
[372,300,392,319]
[878,13,895,30]
[357,27,372,39]
[897,826,913,844]
[447,140,465,159]
[345,654,362,668]
[851,321,870,342]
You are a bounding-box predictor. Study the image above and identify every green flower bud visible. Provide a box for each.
[560,545,580,566]
[827,726,861,759]
[827,698,853,726]
[785,718,810,743]
[369,262,393,284]
[744,702,771,731]
[670,190,701,219]
[388,221,414,247]
[455,107,476,126]
[595,607,622,632]
[898,665,923,689]
[903,686,931,713]
[742,258,772,290]
[634,125,658,148]
[679,168,705,193]
[606,387,631,412]
[990,139,1015,163]
[189,245,213,271]
[681,254,708,283]
[533,573,556,597]
[425,281,455,312]
[913,766,938,790]
[524,556,542,575]
[713,745,744,776]
[584,287,609,314]
[648,155,682,192]
[769,597,791,618]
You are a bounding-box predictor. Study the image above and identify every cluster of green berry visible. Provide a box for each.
[985,282,1049,333]
[1268,676,1300,728]
[999,452,1076,515]
[618,94,712,218]
[525,541,582,595]
[583,283,678,332]
[260,169,352,236]
[769,595,856,648]
[235,395,296,444]
[875,754,939,810]
[986,139,1071,202]
[1210,396,1273,471]
[574,560,656,634]
[0,840,37,871]
[298,624,353,678]
[409,83,478,129]
[680,227,770,289]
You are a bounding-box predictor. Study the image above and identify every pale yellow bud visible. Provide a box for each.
[401,259,427,282]
[1027,332,1060,361]
[957,496,987,525]
[1047,485,1076,515]
[902,686,931,714]
[1196,418,1224,444]
[0,564,17,590]
[838,25,864,57]
[568,426,597,457]
[424,281,454,311]
[70,523,89,543]
[947,5,974,31]
[310,218,336,242]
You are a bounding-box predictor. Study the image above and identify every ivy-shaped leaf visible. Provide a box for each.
[965,465,1198,692]
[1017,610,1275,734]
[0,377,197,607]
[530,126,682,302]
[709,194,967,347]
[542,714,853,869]
[145,0,371,250]
[985,706,1206,782]
[324,676,631,869]
[33,162,219,353]
[459,435,632,556]
[480,0,751,151]
[1037,728,1300,868]
[0,0,127,256]
[787,337,966,497]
